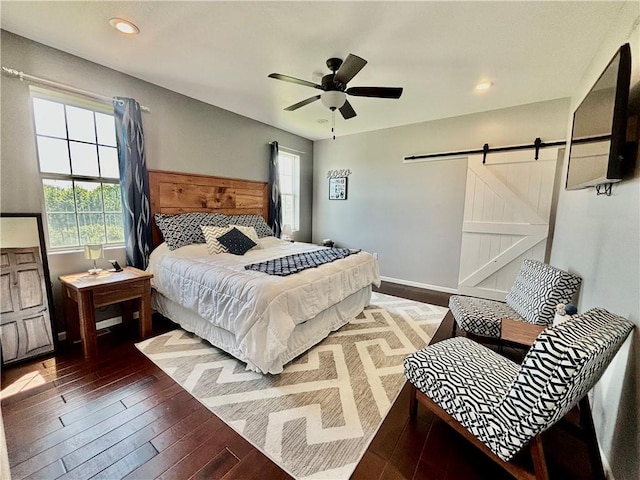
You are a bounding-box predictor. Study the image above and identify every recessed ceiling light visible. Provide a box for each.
[475,81,493,91]
[109,18,140,35]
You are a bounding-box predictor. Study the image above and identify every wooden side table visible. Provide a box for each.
[59,266,153,358]
[500,318,546,347]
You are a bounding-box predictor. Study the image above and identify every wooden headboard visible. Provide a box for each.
[148,169,269,247]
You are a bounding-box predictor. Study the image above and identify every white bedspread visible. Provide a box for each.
[147,237,380,373]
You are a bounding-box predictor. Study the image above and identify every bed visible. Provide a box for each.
[146,170,380,374]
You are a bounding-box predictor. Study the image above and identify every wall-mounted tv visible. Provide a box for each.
[566,43,632,190]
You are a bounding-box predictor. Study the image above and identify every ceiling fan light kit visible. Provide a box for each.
[321,91,346,110]
[269,53,403,139]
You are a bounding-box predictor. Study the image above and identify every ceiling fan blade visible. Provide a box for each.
[339,99,357,120]
[268,73,322,90]
[284,95,321,111]
[334,54,367,85]
[346,86,403,99]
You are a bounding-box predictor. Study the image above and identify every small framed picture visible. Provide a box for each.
[329,177,348,200]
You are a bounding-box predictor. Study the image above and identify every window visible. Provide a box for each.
[31,91,124,249]
[278,151,300,231]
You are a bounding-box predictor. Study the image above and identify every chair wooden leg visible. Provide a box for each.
[409,384,418,419]
[529,435,549,480]
[578,396,606,480]
[415,390,538,480]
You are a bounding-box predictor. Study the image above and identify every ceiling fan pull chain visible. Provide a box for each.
[332,109,336,140]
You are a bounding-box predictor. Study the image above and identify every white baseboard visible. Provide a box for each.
[57,311,139,341]
[380,275,459,295]
[600,446,615,480]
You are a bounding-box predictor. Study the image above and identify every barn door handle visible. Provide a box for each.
[11,272,17,286]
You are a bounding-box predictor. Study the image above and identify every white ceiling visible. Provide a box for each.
[0,1,631,141]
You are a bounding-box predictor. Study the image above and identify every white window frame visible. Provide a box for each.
[29,87,124,252]
[278,150,300,232]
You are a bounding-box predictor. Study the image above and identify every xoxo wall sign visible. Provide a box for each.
[326,169,352,179]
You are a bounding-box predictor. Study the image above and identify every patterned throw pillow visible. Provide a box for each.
[217,227,256,255]
[155,213,229,250]
[227,215,274,238]
[201,225,233,255]
[229,225,261,249]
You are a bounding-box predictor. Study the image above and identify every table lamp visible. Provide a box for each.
[282,224,293,242]
[84,244,103,274]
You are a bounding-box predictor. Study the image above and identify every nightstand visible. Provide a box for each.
[59,266,153,358]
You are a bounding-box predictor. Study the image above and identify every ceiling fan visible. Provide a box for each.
[268,54,403,121]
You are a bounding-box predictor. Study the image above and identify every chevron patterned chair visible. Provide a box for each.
[404,308,634,480]
[450,259,582,338]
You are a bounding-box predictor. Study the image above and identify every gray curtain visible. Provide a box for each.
[268,141,282,238]
[114,97,152,270]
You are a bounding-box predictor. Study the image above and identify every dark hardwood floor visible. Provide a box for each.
[1,282,597,479]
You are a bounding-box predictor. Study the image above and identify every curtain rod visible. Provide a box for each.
[1,66,151,113]
[404,137,569,164]
[269,142,306,155]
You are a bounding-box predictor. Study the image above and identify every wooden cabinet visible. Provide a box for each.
[0,247,55,364]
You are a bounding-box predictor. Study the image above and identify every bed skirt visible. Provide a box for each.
[152,285,372,374]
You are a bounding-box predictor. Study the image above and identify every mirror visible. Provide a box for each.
[0,213,57,365]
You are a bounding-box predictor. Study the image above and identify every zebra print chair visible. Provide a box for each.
[404,308,633,480]
[450,259,582,338]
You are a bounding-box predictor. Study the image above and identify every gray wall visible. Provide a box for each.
[0,30,313,331]
[550,4,640,478]
[313,98,570,291]
[3,13,639,476]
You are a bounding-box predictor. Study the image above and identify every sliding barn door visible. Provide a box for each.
[457,148,558,301]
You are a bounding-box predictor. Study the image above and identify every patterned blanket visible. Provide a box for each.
[245,247,361,276]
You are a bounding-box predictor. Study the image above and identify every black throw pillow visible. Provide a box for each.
[217,227,257,255]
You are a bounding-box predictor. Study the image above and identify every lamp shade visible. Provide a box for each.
[282,224,293,237]
[84,244,104,260]
[321,91,346,110]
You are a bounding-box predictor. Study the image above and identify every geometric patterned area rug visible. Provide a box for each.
[136,292,448,479]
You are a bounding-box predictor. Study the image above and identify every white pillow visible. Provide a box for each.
[201,225,233,255]
[230,225,261,249]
